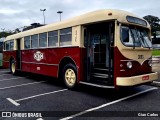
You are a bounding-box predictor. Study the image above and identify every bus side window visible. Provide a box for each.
[60,28,72,46]
[24,36,31,49]
[6,41,10,50]
[48,31,58,47]
[39,33,47,47]
[31,35,38,48]
[121,27,129,42]
[10,40,14,50]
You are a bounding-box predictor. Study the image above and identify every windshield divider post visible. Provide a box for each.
[130,29,135,49]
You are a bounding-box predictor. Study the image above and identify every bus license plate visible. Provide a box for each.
[142,75,149,81]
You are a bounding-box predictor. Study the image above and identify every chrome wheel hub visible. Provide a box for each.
[65,69,76,86]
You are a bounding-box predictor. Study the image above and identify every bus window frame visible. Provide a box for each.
[60,27,72,46]
[120,24,152,48]
[48,30,58,47]
[3,42,6,51]
[39,32,47,48]
[4,40,14,51]
[31,34,39,49]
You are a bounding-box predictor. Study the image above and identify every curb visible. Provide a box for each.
[151,81,160,87]
[152,56,160,59]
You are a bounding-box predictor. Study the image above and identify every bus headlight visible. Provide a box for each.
[148,60,152,67]
[127,62,132,69]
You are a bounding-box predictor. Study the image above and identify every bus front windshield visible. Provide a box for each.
[121,26,152,48]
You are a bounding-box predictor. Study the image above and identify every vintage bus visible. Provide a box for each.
[3,9,158,89]
[0,38,4,67]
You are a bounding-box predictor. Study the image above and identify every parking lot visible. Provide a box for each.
[0,68,160,120]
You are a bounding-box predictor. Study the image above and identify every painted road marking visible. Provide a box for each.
[6,98,20,106]
[0,81,46,90]
[60,87,158,120]
[0,71,10,73]
[7,89,68,106]
[16,89,68,102]
[37,118,44,120]
[153,81,160,84]
[0,74,10,76]
[0,77,27,82]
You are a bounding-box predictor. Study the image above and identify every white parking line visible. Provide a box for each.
[37,118,44,120]
[0,77,27,82]
[16,89,68,102]
[0,74,9,76]
[60,87,158,120]
[7,98,20,106]
[0,71,10,73]
[0,81,46,90]
[153,81,160,84]
[7,89,68,106]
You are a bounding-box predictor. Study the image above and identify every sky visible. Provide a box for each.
[0,0,160,31]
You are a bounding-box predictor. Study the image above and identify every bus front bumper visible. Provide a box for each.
[116,72,158,86]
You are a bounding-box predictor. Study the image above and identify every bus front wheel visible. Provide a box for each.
[62,64,77,89]
[10,60,16,75]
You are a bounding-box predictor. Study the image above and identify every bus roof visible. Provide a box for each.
[5,9,150,41]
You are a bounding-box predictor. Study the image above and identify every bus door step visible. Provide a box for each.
[92,67,110,74]
[92,73,109,79]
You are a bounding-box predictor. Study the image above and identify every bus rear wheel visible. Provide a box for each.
[10,60,16,75]
[62,64,77,89]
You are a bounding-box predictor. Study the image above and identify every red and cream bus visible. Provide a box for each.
[3,9,158,89]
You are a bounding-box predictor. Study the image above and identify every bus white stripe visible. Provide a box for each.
[60,87,158,120]
[21,61,59,66]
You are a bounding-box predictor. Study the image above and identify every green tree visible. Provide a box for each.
[0,31,13,38]
[143,15,160,35]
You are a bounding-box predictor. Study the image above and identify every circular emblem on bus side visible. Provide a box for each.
[34,51,44,61]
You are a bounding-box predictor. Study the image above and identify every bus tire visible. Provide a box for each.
[62,63,77,89]
[10,60,16,75]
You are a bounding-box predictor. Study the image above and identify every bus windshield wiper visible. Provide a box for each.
[139,31,150,49]
[130,29,135,49]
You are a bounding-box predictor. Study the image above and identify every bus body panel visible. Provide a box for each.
[114,47,156,86]
[116,72,158,86]
[3,51,16,69]
[21,47,81,78]
[3,47,86,82]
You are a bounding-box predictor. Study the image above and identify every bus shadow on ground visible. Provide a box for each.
[12,72,153,101]
[76,84,151,101]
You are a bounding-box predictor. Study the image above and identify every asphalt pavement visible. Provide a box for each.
[0,69,159,120]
